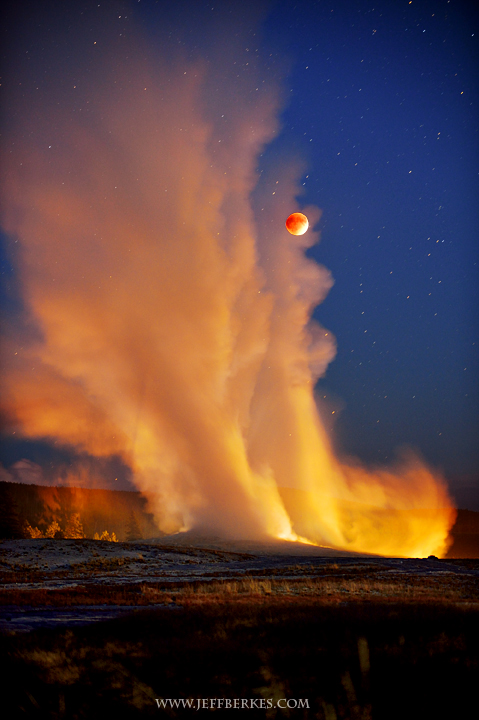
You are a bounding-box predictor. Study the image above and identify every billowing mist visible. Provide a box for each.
[1,3,455,556]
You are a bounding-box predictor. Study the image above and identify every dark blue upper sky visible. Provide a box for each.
[260,0,478,500]
[1,0,478,508]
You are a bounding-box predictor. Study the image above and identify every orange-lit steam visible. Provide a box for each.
[1,11,455,556]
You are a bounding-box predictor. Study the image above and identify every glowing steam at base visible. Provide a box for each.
[1,7,455,557]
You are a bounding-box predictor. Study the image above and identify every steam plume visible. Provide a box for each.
[1,3,455,555]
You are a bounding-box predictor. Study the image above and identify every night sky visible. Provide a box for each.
[1,0,478,511]
[263,0,479,505]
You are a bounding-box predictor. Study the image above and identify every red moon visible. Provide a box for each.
[285,212,309,235]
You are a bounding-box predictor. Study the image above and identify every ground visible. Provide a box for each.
[1,536,478,718]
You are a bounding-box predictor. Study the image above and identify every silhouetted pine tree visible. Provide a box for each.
[64,513,85,539]
[126,511,142,541]
[0,482,25,539]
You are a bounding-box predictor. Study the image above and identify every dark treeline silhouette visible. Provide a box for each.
[0,483,24,539]
[0,480,478,555]
[0,481,160,541]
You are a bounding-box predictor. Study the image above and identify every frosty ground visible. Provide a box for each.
[1,535,478,632]
[1,536,478,719]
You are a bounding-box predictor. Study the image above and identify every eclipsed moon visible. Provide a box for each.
[285,212,309,236]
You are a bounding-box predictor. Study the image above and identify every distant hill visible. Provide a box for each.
[0,480,478,556]
[447,509,479,558]
[0,481,160,541]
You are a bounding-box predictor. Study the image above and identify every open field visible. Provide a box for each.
[1,538,478,718]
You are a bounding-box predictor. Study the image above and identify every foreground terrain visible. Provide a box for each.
[1,537,478,718]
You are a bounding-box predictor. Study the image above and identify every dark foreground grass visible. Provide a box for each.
[2,599,478,720]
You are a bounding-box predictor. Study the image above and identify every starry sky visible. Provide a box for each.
[261,0,479,506]
[1,0,478,510]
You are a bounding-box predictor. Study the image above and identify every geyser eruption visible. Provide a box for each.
[1,4,455,556]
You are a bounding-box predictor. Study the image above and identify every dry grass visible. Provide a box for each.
[1,569,476,609]
[138,572,478,607]
[1,553,478,719]
[2,598,478,719]
[1,542,477,719]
